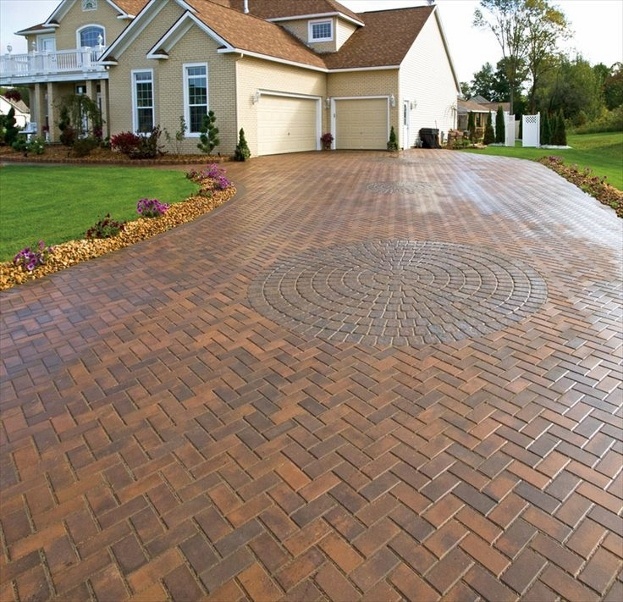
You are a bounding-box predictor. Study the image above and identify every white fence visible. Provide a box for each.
[522,113,540,147]
[0,47,105,81]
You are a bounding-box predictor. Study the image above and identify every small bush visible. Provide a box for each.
[387,126,398,151]
[59,126,77,147]
[72,137,99,157]
[85,214,126,239]
[197,111,220,154]
[137,198,169,218]
[131,127,166,159]
[13,241,54,272]
[483,112,495,145]
[110,131,141,155]
[233,128,251,161]
[12,135,46,156]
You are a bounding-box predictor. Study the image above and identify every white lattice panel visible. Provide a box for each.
[523,113,540,147]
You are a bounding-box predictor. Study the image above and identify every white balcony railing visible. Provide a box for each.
[0,47,106,81]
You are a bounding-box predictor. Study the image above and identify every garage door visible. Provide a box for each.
[258,95,319,156]
[335,98,388,150]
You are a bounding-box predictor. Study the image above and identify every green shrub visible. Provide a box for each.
[495,105,505,144]
[234,128,251,161]
[572,106,623,134]
[72,137,99,157]
[197,111,219,154]
[387,126,398,151]
[483,112,495,145]
[85,214,126,239]
[4,107,19,146]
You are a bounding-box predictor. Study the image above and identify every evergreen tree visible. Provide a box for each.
[234,128,251,161]
[467,111,476,143]
[540,111,551,145]
[4,107,19,146]
[495,105,505,143]
[387,126,398,151]
[552,109,567,145]
[197,110,219,154]
[483,111,495,145]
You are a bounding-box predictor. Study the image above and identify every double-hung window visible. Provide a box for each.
[309,19,333,42]
[184,64,208,135]
[132,70,154,133]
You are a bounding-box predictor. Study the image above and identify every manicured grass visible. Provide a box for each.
[0,165,199,262]
[461,131,623,191]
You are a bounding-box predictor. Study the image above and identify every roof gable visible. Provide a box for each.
[324,5,434,70]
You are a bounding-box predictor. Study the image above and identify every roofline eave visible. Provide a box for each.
[219,48,328,73]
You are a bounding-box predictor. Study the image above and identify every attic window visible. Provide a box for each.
[82,0,97,10]
[309,20,333,42]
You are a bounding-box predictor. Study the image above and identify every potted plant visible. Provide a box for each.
[320,132,333,150]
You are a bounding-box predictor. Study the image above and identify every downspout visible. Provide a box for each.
[244,1,249,14]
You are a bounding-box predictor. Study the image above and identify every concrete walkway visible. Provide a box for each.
[1,150,621,601]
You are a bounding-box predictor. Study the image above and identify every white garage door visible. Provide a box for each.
[258,95,319,156]
[335,98,388,150]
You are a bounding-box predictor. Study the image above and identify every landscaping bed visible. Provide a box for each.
[0,166,235,291]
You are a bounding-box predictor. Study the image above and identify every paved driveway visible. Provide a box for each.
[1,150,621,601]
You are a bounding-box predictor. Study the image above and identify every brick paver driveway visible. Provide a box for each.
[1,150,621,601]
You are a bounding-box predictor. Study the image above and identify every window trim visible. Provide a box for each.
[183,62,209,137]
[309,19,333,42]
[76,24,105,49]
[132,69,155,134]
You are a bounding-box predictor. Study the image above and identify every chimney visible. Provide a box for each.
[244,0,249,13]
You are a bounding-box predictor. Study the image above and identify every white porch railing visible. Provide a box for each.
[0,47,106,80]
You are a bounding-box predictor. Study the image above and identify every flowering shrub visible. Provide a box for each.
[137,198,169,218]
[186,163,232,191]
[13,241,54,272]
[85,214,126,239]
[110,131,141,156]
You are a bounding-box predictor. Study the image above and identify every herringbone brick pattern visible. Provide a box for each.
[1,150,621,601]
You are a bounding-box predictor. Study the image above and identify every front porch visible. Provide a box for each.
[0,47,107,86]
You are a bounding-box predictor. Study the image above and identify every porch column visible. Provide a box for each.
[30,83,43,138]
[99,79,110,140]
[46,82,57,143]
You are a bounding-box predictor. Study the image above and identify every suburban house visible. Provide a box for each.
[0,94,31,128]
[0,0,460,156]
[457,96,512,131]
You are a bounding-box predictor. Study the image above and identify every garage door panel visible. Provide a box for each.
[258,96,319,156]
[336,99,388,150]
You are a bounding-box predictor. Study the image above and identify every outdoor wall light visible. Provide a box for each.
[389,94,396,107]
[7,45,12,54]
[325,97,331,108]
[252,90,260,104]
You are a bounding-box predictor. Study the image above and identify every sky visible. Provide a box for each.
[0,0,621,83]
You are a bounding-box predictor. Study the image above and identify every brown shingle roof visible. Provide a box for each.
[323,5,434,70]
[191,1,327,69]
[221,0,362,23]
[113,0,150,16]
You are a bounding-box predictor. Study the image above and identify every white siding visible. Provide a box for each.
[399,11,458,149]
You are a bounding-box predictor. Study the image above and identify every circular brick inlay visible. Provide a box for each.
[249,240,547,346]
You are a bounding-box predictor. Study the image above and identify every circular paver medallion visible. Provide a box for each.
[249,240,547,346]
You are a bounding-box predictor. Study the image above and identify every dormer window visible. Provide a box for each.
[82,0,97,10]
[309,19,333,42]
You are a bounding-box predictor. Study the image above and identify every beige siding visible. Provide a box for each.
[54,1,130,51]
[153,27,238,155]
[328,69,399,142]
[399,12,458,148]
[335,20,357,50]
[236,58,326,157]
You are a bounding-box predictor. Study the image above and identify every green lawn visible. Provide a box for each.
[0,165,199,262]
[461,131,623,191]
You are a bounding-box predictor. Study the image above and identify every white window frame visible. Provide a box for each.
[309,19,333,42]
[76,24,105,49]
[183,63,208,137]
[132,69,155,134]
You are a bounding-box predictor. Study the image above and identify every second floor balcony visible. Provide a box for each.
[0,47,107,86]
